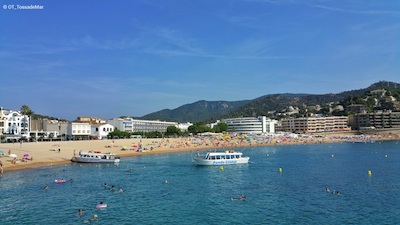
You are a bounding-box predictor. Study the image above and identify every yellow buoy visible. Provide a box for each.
[368,170,372,176]
[279,168,282,173]
[220,166,224,171]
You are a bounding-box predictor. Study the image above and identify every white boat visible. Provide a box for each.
[71,151,120,163]
[193,150,249,166]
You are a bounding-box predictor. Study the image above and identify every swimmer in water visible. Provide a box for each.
[119,188,124,192]
[325,187,331,193]
[231,195,246,201]
[44,185,48,190]
[78,209,83,215]
[163,180,169,184]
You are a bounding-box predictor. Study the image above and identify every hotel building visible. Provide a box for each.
[221,116,277,134]
[108,117,179,133]
[280,116,350,133]
[351,111,400,130]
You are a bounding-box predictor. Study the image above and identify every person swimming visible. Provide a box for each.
[325,187,331,193]
[231,195,246,201]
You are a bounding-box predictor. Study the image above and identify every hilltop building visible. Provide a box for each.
[221,116,277,134]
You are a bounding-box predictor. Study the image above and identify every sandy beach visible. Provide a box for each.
[1,132,399,173]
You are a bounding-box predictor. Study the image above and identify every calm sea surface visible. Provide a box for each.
[1,141,400,225]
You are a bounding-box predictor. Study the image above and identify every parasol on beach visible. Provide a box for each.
[9,154,17,158]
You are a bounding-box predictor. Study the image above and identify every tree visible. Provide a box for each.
[212,122,228,133]
[20,105,34,116]
[166,126,181,136]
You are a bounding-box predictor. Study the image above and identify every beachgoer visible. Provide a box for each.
[58,148,61,153]
[92,215,98,220]
[78,209,83,215]
[119,188,123,192]
[8,150,11,155]
[325,187,331,193]
[240,195,246,200]
[44,185,48,190]
[104,182,108,188]
[163,180,169,184]
[111,185,115,190]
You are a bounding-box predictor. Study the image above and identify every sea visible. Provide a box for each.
[1,141,400,225]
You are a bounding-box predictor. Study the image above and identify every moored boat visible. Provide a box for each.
[194,150,249,166]
[71,151,120,163]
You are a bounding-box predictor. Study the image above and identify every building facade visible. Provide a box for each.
[67,122,91,139]
[91,124,115,139]
[280,116,350,133]
[221,116,277,134]
[352,111,400,130]
[0,108,30,139]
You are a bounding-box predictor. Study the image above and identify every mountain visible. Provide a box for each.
[139,100,250,122]
[140,81,400,123]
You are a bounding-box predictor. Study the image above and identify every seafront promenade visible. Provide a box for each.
[0,132,399,173]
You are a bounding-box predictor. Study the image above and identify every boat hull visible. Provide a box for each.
[194,157,249,166]
[71,156,120,163]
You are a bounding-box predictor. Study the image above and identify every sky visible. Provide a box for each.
[1,0,399,120]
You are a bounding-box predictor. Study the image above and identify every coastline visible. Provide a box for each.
[1,132,399,173]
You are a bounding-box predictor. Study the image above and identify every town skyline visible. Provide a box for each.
[1,0,399,120]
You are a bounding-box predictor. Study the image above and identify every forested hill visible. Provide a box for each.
[139,81,400,123]
[139,100,250,122]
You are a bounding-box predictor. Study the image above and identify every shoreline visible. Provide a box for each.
[1,132,399,173]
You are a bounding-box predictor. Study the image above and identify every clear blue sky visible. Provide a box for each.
[1,0,399,120]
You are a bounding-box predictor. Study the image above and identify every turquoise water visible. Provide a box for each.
[1,141,400,224]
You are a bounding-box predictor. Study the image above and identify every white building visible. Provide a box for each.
[91,124,115,139]
[0,108,30,139]
[108,117,178,133]
[176,122,193,131]
[222,116,277,134]
[67,122,91,138]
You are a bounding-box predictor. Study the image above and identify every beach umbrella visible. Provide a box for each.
[9,154,17,158]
